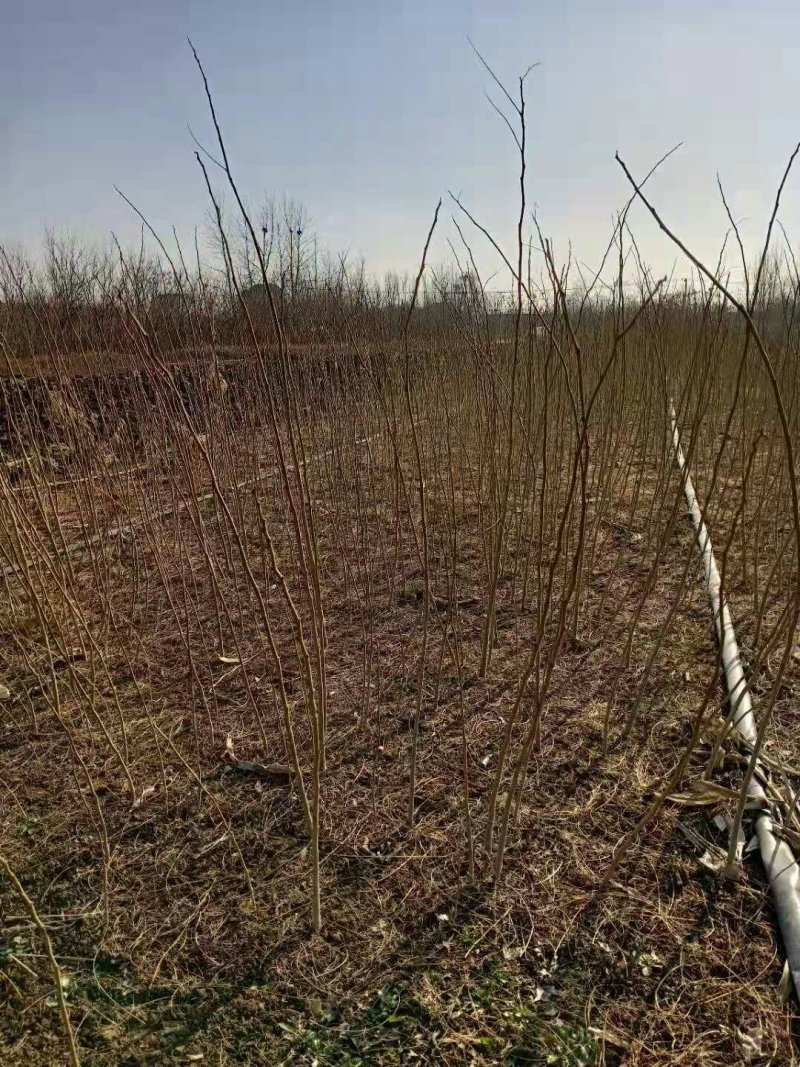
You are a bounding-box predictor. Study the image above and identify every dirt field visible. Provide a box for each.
[1,344,797,1064]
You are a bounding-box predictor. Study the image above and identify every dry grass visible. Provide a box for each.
[1,410,797,1065]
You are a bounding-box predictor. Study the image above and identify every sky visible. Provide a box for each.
[2,0,800,292]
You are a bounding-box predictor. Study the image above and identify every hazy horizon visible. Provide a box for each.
[3,0,800,291]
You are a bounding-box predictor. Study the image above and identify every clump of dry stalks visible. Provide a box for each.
[1,49,799,1065]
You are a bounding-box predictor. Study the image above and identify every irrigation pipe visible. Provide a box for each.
[670,401,800,999]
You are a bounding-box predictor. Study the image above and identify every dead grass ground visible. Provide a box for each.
[1,432,798,1066]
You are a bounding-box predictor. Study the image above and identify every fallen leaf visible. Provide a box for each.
[699,849,725,873]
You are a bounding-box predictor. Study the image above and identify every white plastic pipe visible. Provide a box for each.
[670,401,800,1000]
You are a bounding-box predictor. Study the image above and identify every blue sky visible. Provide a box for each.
[2,0,800,289]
